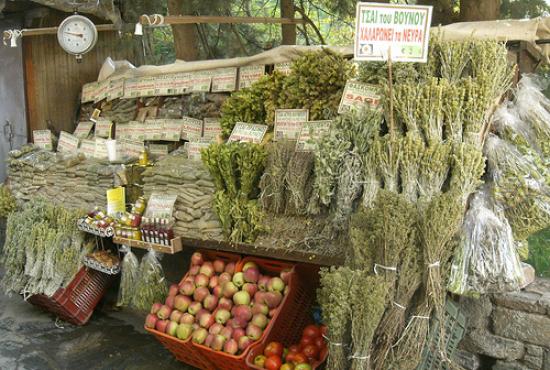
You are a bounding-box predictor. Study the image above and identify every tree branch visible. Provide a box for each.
[295,2,325,44]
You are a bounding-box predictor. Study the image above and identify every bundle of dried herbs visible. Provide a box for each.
[318,266,355,370]
[373,135,401,193]
[117,245,140,308]
[0,184,17,218]
[400,134,425,202]
[279,49,355,120]
[349,273,387,370]
[361,149,381,209]
[132,249,168,311]
[449,142,485,204]
[259,141,295,213]
[284,151,315,215]
[418,142,452,199]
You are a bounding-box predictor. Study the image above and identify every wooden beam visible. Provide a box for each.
[140,15,306,25]
[5,24,120,37]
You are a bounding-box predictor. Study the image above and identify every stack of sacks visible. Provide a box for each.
[142,152,223,240]
[7,147,120,210]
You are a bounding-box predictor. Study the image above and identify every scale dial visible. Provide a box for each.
[57,14,98,56]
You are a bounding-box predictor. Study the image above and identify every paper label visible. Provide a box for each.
[149,144,169,157]
[94,79,110,103]
[144,119,164,141]
[79,139,96,157]
[115,124,129,140]
[187,142,210,161]
[119,139,144,158]
[239,65,265,89]
[94,138,108,159]
[74,121,94,139]
[181,117,203,141]
[144,193,178,219]
[95,119,113,138]
[228,122,268,144]
[211,67,238,92]
[202,118,222,142]
[162,120,183,141]
[81,82,99,103]
[33,130,53,150]
[338,81,382,114]
[274,109,309,140]
[107,187,126,216]
[354,3,433,62]
[57,131,80,154]
[190,71,212,92]
[274,62,292,75]
[107,78,125,101]
[154,72,191,96]
[129,121,146,142]
[123,76,156,98]
[296,120,332,152]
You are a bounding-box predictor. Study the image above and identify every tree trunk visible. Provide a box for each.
[281,0,296,45]
[461,0,500,21]
[417,0,455,25]
[167,0,199,61]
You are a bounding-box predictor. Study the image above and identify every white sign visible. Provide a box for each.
[187,142,211,161]
[79,139,96,157]
[296,120,332,152]
[202,118,222,142]
[149,144,169,158]
[145,193,178,219]
[57,131,80,154]
[239,65,265,89]
[338,81,382,114]
[274,109,309,141]
[211,68,238,92]
[94,138,109,160]
[181,117,203,141]
[33,130,53,151]
[354,3,432,62]
[228,122,268,144]
[95,119,113,138]
[74,121,94,139]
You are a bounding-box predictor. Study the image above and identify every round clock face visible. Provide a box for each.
[57,15,98,55]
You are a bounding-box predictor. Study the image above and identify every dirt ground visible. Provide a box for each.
[0,291,196,370]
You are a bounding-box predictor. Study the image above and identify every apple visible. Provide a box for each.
[224,338,239,355]
[195,274,209,288]
[280,269,292,285]
[246,324,263,340]
[213,259,225,273]
[251,303,269,316]
[188,301,202,315]
[219,272,232,286]
[263,291,283,309]
[191,252,204,266]
[232,272,245,288]
[176,323,193,340]
[251,313,268,329]
[165,295,175,309]
[242,283,258,298]
[222,282,238,298]
[211,334,227,351]
[203,294,218,312]
[166,321,178,336]
[233,291,251,306]
[215,309,231,325]
[209,323,224,335]
[212,285,222,297]
[242,261,258,272]
[192,328,208,345]
[145,314,158,328]
[243,268,260,284]
[155,319,169,333]
[174,295,192,312]
[200,262,214,278]
[150,303,162,315]
[205,334,215,348]
[225,262,236,274]
[238,335,253,351]
[170,310,183,323]
[180,313,195,325]
[168,284,179,297]
[209,276,219,290]
[194,286,210,302]
[199,312,215,328]
[232,327,245,342]
[218,297,233,311]
[232,305,252,322]
[157,305,172,320]
[258,276,270,291]
[220,326,233,340]
[267,277,285,292]
[179,281,195,296]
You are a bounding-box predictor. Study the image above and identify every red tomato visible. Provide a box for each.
[289,344,301,353]
[302,325,321,339]
[319,325,328,337]
[292,353,308,364]
[300,336,314,348]
[314,336,326,349]
[285,352,296,363]
[265,355,283,370]
[302,344,319,360]
[265,342,284,358]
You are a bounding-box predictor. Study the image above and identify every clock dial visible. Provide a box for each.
[57,15,98,56]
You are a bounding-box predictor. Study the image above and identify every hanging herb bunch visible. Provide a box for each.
[0,184,17,218]
[201,142,267,243]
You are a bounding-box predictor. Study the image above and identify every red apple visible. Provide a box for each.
[224,338,239,355]
[242,283,258,298]
[220,325,233,340]
[209,276,219,290]
[246,324,263,340]
[166,321,178,336]
[218,297,233,311]
[180,313,195,325]
[188,301,202,315]
[205,333,215,348]
[225,262,236,274]
[174,295,192,312]
[150,303,162,315]
[204,294,219,312]
[251,303,269,316]
[199,312,215,328]
[165,295,175,309]
[200,262,214,278]
[155,319,169,333]
[251,313,268,329]
[232,305,253,322]
[242,261,259,272]
[280,269,292,285]
[238,335,253,351]
[213,259,225,273]
[194,286,210,302]
[212,285,222,297]
[215,309,231,324]
[232,327,245,342]
[145,314,158,328]
[157,305,172,320]
[191,252,204,266]
[219,272,232,286]
[209,323,224,335]
[168,284,179,297]
[195,274,209,288]
[179,281,195,296]
[170,310,183,323]
[258,276,270,291]
[189,265,200,276]
[211,334,227,351]
[243,268,260,284]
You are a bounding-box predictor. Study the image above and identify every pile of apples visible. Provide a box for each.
[145,252,291,356]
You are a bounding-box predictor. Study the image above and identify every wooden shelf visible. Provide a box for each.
[179,237,344,266]
[113,237,183,254]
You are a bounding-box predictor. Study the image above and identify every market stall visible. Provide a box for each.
[2,14,550,370]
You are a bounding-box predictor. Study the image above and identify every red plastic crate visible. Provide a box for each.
[146,250,241,370]
[192,256,316,370]
[27,266,114,326]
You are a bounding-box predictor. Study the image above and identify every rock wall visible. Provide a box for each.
[458,278,550,370]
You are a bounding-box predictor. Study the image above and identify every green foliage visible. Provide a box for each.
[0,184,17,218]
[527,228,550,278]
[501,0,550,19]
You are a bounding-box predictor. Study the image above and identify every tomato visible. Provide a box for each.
[285,352,296,363]
[319,325,328,337]
[280,364,295,370]
[295,364,313,370]
[302,325,321,339]
[288,344,301,353]
[314,336,326,349]
[300,336,314,348]
[292,353,308,364]
[254,355,267,368]
[265,355,283,370]
[302,344,319,360]
[265,342,284,358]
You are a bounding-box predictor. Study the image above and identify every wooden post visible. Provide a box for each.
[281,0,296,45]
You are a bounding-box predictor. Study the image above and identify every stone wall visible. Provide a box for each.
[458,278,550,370]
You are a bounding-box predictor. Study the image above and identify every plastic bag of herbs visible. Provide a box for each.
[485,134,550,241]
[448,188,524,295]
[132,249,168,311]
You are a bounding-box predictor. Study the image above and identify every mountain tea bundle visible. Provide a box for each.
[132,249,168,311]
[117,245,140,307]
